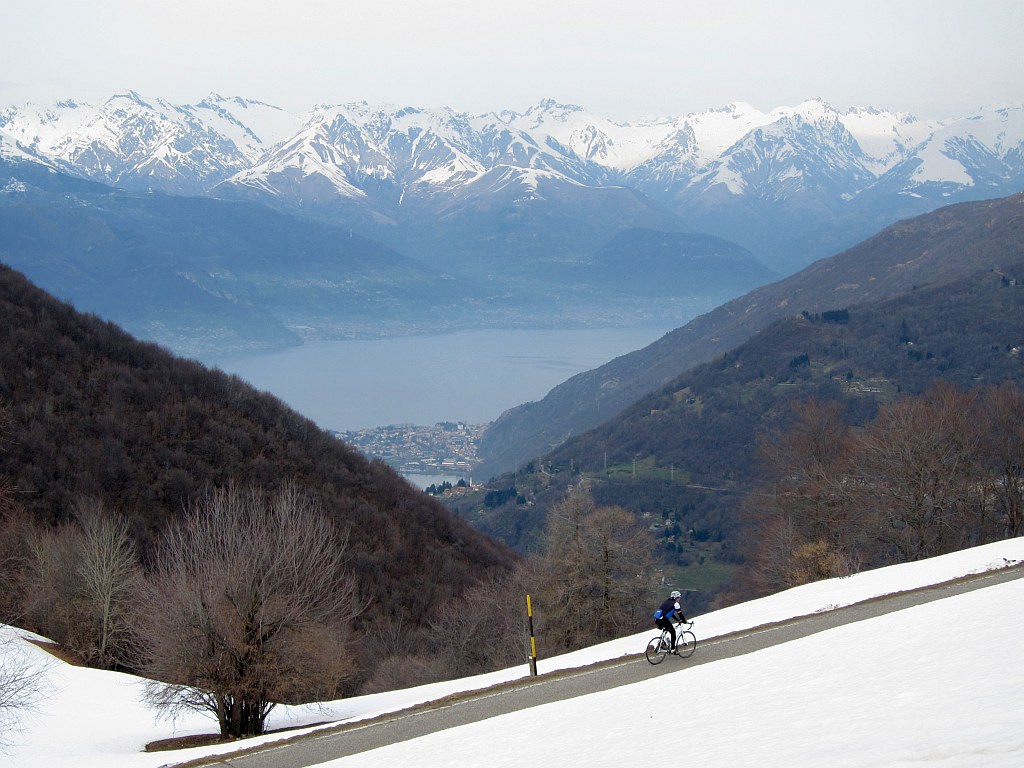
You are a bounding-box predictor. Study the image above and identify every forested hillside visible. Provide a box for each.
[0,263,517,699]
[453,262,1024,608]
[477,193,1024,479]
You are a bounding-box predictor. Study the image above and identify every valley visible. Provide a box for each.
[3,90,1024,688]
[2,8,1022,766]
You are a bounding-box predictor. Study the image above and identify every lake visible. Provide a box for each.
[212,325,675,433]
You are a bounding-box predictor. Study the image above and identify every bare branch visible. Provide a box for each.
[135,482,362,739]
[0,633,52,752]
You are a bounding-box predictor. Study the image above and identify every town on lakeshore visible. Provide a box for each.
[334,421,486,484]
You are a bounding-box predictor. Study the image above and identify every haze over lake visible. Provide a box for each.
[214,326,673,432]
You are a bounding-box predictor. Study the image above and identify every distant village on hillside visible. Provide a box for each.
[334,422,485,481]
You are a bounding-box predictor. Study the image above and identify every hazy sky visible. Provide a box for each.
[2,0,1021,120]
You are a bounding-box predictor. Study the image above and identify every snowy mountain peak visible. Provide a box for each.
[760,99,856,141]
[4,94,1023,271]
[782,97,840,120]
[110,89,150,107]
[524,98,587,119]
[711,101,763,119]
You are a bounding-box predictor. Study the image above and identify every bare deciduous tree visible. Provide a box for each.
[136,482,362,739]
[744,399,860,594]
[759,398,860,544]
[356,652,448,696]
[0,404,29,625]
[72,499,141,668]
[581,505,656,637]
[850,381,983,561]
[20,499,141,669]
[0,404,50,748]
[360,568,532,693]
[0,508,32,627]
[527,487,596,651]
[744,514,799,594]
[22,524,82,652]
[0,634,50,752]
[743,381,1019,600]
[526,486,657,653]
[426,572,529,677]
[978,383,1024,538]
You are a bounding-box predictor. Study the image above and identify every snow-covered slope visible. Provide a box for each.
[225,101,602,208]
[2,539,1022,767]
[658,99,937,203]
[894,104,1024,193]
[5,94,1021,204]
[0,92,301,195]
[0,126,49,166]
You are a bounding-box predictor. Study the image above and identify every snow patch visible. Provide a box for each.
[3,540,1023,767]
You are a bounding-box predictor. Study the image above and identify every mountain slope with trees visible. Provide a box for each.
[476,192,1024,480]
[454,261,1024,609]
[0,263,518,701]
[550,264,1024,482]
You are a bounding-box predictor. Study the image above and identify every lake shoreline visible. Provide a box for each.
[214,325,677,434]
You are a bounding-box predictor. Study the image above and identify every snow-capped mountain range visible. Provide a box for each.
[2,92,1023,273]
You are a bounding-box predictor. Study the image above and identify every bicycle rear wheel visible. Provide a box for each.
[676,630,697,658]
[645,633,670,665]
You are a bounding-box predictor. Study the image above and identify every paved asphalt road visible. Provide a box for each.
[175,563,1024,768]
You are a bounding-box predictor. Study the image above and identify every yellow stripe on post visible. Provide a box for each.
[526,594,538,676]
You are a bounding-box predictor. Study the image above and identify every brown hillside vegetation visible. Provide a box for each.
[0,263,517,691]
[453,262,1024,613]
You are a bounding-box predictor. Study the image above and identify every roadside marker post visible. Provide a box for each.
[526,594,538,676]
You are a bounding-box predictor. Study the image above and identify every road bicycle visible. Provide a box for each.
[645,620,696,664]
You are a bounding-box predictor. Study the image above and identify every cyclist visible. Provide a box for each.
[654,590,688,654]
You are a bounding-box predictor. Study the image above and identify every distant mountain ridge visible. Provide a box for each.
[3,94,1023,272]
[0,159,466,357]
[0,155,772,357]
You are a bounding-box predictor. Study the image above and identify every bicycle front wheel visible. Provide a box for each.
[676,630,697,658]
[645,634,669,665]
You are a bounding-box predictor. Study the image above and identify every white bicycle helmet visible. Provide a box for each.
[670,590,681,599]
